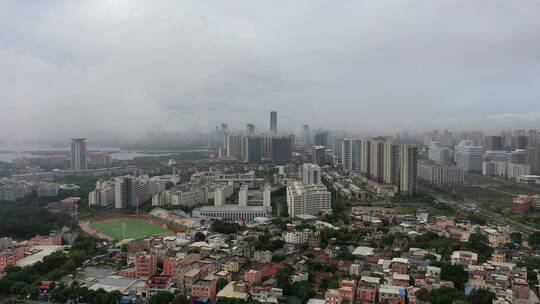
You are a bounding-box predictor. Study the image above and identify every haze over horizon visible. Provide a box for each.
[1,1,540,144]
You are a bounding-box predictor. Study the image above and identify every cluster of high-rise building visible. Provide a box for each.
[89,175,178,209]
[335,137,418,195]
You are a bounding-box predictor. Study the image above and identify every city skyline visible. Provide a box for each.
[1,1,540,144]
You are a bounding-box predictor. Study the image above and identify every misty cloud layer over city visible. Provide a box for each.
[1,1,540,144]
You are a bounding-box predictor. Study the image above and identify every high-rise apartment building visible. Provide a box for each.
[352,140,362,172]
[369,138,385,182]
[383,142,399,184]
[114,176,166,209]
[511,135,528,150]
[428,142,454,165]
[70,138,88,171]
[400,145,417,195]
[302,163,321,185]
[342,139,353,172]
[360,139,371,176]
[270,111,277,134]
[312,146,326,166]
[262,135,273,159]
[226,133,244,160]
[418,161,464,185]
[455,140,483,173]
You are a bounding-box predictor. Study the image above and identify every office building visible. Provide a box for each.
[342,139,353,172]
[312,146,326,166]
[270,111,277,134]
[287,181,331,217]
[272,136,292,164]
[361,139,371,176]
[70,138,88,171]
[509,150,527,164]
[418,161,464,185]
[314,130,328,148]
[485,136,503,151]
[369,138,385,182]
[400,145,417,195]
[383,142,399,184]
[301,163,321,185]
[455,140,483,173]
[244,136,262,163]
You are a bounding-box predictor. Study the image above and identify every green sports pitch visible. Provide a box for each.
[90,218,173,240]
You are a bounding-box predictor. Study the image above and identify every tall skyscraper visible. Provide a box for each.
[312,145,326,166]
[400,145,418,195]
[369,138,385,182]
[383,142,399,185]
[70,138,88,171]
[342,138,353,172]
[302,124,310,147]
[270,111,277,134]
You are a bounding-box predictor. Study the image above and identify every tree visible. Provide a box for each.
[467,289,495,304]
[415,288,431,302]
[528,232,540,247]
[510,232,522,245]
[173,294,188,304]
[431,287,465,304]
[149,291,175,304]
[440,264,468,289]
[275,265,294,294]
[194,232,206,242]
[217,278,228,292]
[291,281,315,302]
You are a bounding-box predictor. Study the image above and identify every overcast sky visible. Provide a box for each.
[1,0,540,144]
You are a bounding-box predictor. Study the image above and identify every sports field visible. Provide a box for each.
[89,218,173,240]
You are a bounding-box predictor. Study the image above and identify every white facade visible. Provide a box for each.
[418,162,464,184]
[286,181,331,217]
[36,182,59,197]
[89,180,115,206]
[238,184,271,207]
[301,163,321,185]
[455,140,483,173]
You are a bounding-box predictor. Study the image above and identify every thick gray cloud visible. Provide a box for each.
[1,0,539,144]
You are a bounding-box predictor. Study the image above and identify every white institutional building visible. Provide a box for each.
[287,163,331,217]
